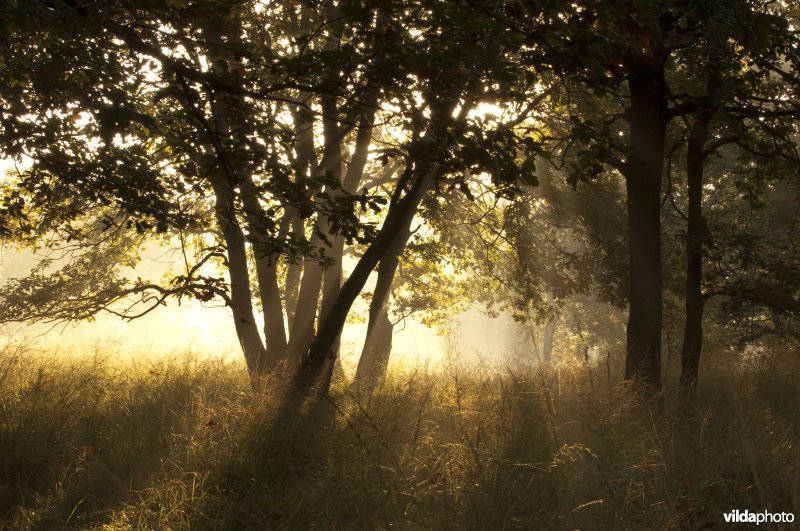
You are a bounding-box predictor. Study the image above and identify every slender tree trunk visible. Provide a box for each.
[285,227,303,329]
[542,318,556,364]
[353,245,402,391]
[286,251,325,362]
[319,100,377,386]
[623,62,669,391]
[260,261,289,361]
[285,93,343,363]
[355,305,394,390]
[201,19,270,378]
[293,162,439,395]
[238,174,288,362]
[285,100,315,335]
[679,109,713,396]
[319,98,376,355]
[211,179,268,377]
[296,96,461,397]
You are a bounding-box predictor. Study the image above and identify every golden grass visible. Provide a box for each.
[0,344,797,530]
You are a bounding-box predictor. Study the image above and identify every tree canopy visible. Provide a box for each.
[1,0,799,401]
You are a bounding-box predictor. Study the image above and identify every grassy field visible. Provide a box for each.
[0,344,798,530]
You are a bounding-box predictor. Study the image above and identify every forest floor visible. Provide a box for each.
[0,344,798,530]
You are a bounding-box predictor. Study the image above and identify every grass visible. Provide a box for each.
[0,344,798,530]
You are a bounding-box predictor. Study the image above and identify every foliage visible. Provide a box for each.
[0,1,546,396]
[1,0,800,392]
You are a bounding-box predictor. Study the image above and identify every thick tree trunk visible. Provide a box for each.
[623,63,669,391]
[679,109,713,396]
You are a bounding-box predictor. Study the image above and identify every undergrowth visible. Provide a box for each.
[0,344,797,530]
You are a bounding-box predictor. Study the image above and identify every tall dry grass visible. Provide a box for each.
[0,344,797,530]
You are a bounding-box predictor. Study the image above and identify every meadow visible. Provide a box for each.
[0,344,798,530]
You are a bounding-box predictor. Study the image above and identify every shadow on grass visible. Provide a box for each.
[2,346,798,530]
[191,362,797,530]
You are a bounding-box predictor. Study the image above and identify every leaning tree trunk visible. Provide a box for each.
[293,161,439,396]
[623,62,669,392]
[679,108,714,396]
[353,241,404,392]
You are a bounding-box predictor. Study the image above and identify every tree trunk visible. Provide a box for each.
[542,318,556,364]
[285,101,314,334]
[317,98,377,385]
[679,109,713,396]
[211,179,268,377]
[201,19,269,378]
[285,227,303,329]
[353,246,402,391]
[285,251,325,362]
[285,93,343,363]
[623,62,669,391]
[293,162,439,396]
[238,174,288,363]
[354,305,394,391]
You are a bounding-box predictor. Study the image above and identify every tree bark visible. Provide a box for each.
[542,318,556,364]
[679,108,713,396]
[319,99,377,385]
[282,0,344,364]
[210,179,268,377]
[353,241,403,391]
[354,303,394,391]
[293,162,439,396]
[237,174,289,363]
[623,62,669,391]
[285,93,343,363]
[285,224,304,329]
[202,18,270,378]
[285,248,325,362]
[284,100,315,336]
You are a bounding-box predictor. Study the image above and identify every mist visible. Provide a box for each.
[2,1,800,528]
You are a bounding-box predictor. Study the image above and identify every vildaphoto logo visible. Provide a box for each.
[723,510,795,525]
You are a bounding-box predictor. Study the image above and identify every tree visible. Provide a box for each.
[702,156,800,352]
[292,1,546,394]
[471,0,800,393]
[0,0,541,399]
[664,3,800,395]
[1,0,389,382]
